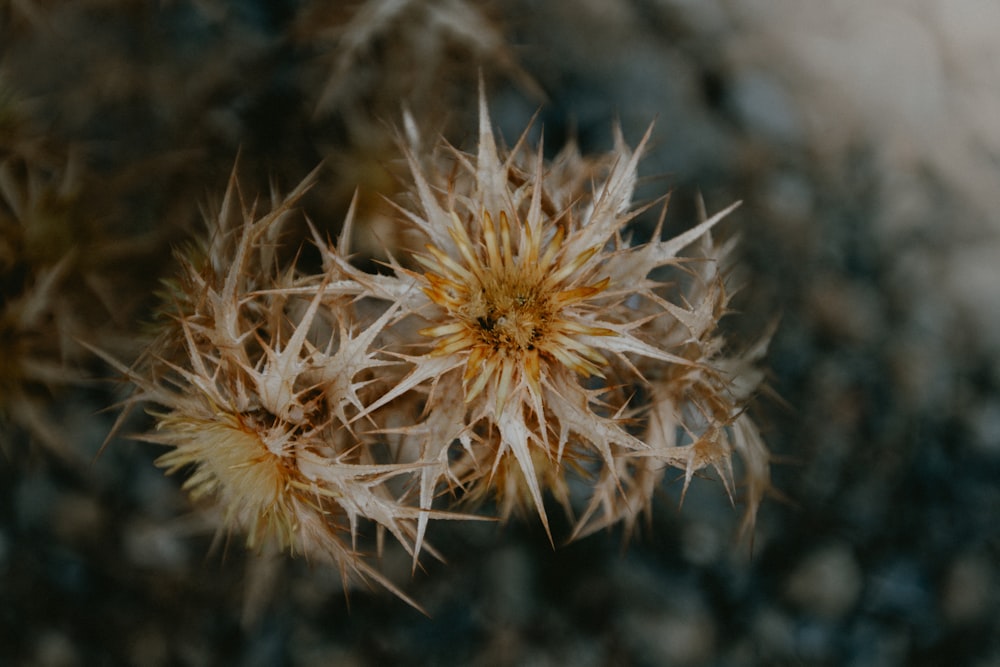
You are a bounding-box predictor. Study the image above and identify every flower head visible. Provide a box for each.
[346,84,768,542]
[105,167,434,607]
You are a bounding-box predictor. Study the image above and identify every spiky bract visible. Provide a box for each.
[113,169,437,607]
[337,86,772,543]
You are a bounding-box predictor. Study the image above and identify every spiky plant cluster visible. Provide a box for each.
[325,89,773,546]
[0,160,75,455]
[0,154,133,459]
[105,169,473,607]
[114,88,771,604]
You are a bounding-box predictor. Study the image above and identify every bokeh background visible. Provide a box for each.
[2,1,998,665]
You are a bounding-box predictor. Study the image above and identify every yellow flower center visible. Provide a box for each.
[463,273,551,354]
[417,209,615,410]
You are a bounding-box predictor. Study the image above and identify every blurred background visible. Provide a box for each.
[1,1,998,665]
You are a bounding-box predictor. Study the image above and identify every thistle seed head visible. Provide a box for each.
[349,85,771,541]
[112,167,433,607]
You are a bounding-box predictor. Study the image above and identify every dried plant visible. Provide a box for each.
[291,0,542,266]
[99,81,772,605]
[0,155,118,459]
[96,167,475,609]
[322,86,773,549]
[295,0,533,118]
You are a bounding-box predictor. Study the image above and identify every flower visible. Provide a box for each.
[103,167,435,608]
[341,83,769,543]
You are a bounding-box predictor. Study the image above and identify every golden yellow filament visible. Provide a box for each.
[156,411,304,552]
[418,209,614,410]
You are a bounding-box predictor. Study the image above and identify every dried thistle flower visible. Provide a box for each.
[102,167,443,608]
[335,85,772,544]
